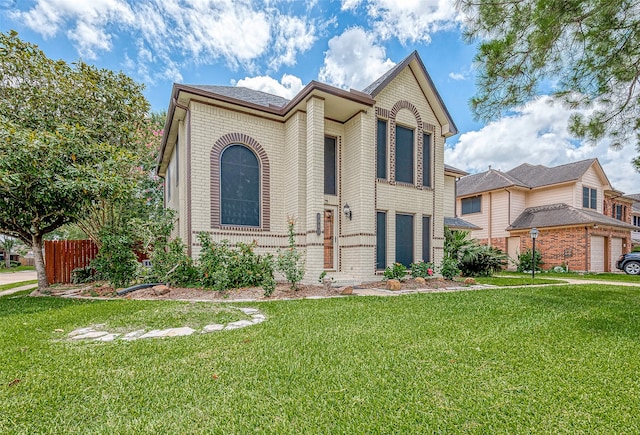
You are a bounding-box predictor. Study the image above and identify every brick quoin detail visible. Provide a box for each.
[388,100,423,186]
[210,133,270,230]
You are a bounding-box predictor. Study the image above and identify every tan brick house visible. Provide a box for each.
[456,159,637,272]
[157,51,458,282]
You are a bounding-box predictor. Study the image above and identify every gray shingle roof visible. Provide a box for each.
[185,85,290,108]
[457,159,602,197]
[506,203,638,231]
[444,216,481,230]
[457,169,528,197]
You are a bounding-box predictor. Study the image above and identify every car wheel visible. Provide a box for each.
[624,261,640,275]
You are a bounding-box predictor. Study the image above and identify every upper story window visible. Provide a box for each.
[324,136,336,195]
[395,125,414,184]
[423,133,431,188]
[220,144,260,226]
[461,196,481,215]
[634,215,640,227]
[614,204,626,221]
[376,119,387,179]
[582,187,597,210]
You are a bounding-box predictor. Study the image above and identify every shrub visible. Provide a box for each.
[458,244,508,277]
[146,238,198,286]
[92,227,138,289]
[440,256,460,280]
[383,262,407,281]
[410,261,435,278]
[198,233,275,294]
[516,249,544,272]
[71,265,96,284]
[276,218,305,290]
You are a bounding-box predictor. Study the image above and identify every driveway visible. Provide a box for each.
[0,270,38,285]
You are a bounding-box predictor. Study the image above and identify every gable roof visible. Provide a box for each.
[444,216,481,230]
[186,85,290,108]
[362,50,458,136]
[457,158,610,197]
[506,203,638,231]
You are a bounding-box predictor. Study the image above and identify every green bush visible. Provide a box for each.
[458,244,508,277]
[92,228,139,289]
[146,238,198,286]
[516,249,544,272]
[71,265,96,284]
[198,233,275,295]
[439,256,460,280]
[276,219,305,290]
[383,262,407,281]
[410,261,435,278]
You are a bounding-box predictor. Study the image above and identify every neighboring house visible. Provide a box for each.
[627,193,640,248]
[444,164,480,231]
[456,159,637,272]
[157,51,458,282]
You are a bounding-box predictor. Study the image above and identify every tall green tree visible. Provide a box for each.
[459,0,640,162]
[0,31,151,290]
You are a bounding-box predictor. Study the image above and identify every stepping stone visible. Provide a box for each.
[225,320,254,330]
[202,324,225,333]
[122,330,146,341]
[68,327,96,337]
[71,331,110,340]
[95,333,120,342]
[139,327,195,339]
[238,308,259,315]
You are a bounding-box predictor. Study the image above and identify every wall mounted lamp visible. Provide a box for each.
[343,203,352,221]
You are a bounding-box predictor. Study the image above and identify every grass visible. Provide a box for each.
[0,280,38,292]
[0,266,35,273]
[473,276,562,286]
[2,285,640,433]
[499,270,640,282]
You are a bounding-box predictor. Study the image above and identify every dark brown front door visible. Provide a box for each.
[324,209,334,269]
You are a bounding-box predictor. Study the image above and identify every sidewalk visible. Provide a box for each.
[0,270,38,297]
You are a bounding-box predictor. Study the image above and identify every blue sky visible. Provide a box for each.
[2,0,639,193]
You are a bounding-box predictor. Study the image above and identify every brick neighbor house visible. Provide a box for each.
[157,51,461,283]
[456,159,637,272]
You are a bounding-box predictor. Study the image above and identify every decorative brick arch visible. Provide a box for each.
[388,100,424,186]
[210,133,270,230]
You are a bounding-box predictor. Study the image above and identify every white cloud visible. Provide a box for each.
[445,96,640,194]
[269,14,316,70]
[318,27,395,90]
[12,0,317,71]
[448,72,465,81]
[341,0,363,10]
[12,0,135,58]
[235,73,304,99]
[361,0,462,44]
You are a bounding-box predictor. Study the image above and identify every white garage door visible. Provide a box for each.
[610,238,623,272]
[590,236,605,272]
[507,237,520,270]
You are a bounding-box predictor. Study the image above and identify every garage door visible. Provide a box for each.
[507,237,520,270]
[610,238,623,272]
[590,236,605,272]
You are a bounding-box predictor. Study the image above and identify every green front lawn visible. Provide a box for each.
[499,270,640,282]
[0,280,38,292]
[473,276,562,286]
[2,285,640,433]
[0,266,35,273]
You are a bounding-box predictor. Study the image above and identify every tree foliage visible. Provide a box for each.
[459,0,640,159]
[0,30,151,289]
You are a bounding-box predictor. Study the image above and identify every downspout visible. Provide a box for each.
[487,192,492,247]
[584,226,589,271]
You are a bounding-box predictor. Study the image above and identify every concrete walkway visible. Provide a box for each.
[0,270,38,297]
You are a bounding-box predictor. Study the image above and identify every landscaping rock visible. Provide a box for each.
[386,279,402,291]
[225,320,254,330]
[414,277,426,285]
[340,286,353,295]
[152,285,170,295]
[202,324,225,333]
[323,277,332,292]
[122,330,146,340]
[71,331,110,340]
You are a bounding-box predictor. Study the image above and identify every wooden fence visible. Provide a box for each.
[44,240,98,284]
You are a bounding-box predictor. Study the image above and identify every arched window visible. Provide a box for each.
[220,144,260,226]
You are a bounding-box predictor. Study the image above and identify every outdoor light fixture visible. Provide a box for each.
[530,227,539,280]
[343,203,352,221]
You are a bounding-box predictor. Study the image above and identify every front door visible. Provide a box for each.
[324,209,336,270]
